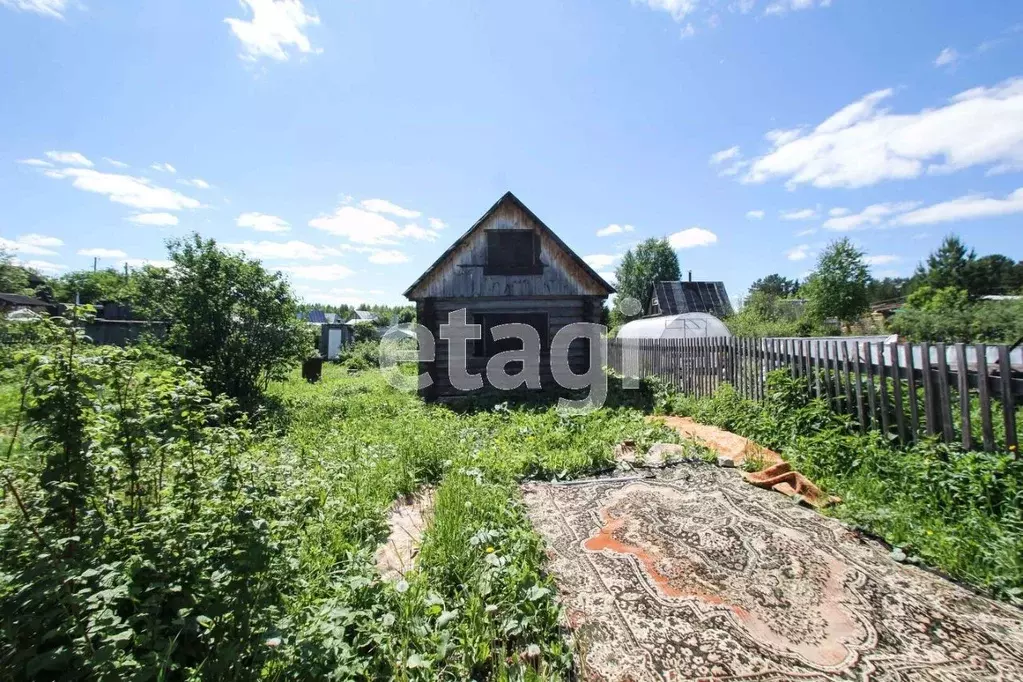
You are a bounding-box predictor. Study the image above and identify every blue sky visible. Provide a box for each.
[2,0,1022,307]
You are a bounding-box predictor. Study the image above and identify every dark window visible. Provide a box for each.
[473,312,548,358]
[484,230,542,275]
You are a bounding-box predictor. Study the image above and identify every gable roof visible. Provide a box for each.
[0,293,48,307]
[403,191,615,299]
[650,281,734,318]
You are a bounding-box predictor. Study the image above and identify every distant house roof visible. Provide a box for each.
[306,309,328,324]
[649,281,734,318]
[0,293,48,308]
[353,310,378,321]
[324,312,339,324]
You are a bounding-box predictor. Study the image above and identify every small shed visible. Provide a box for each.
[404,192,615,401]
[650,280,734,318]
[0,293,49,313]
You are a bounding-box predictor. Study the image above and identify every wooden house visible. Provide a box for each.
[404,192,615,401]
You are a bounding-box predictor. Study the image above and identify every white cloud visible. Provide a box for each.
[786,244,810,261]
[17,158,52,167]
[128,212,180,227]
[121,258,174,269]
[934,47,959,68]
[236,212,290,233]
[45,168,201,211]
[0,0,68,18]
[150,162,177,174]
[428,217,447,230]
[864,254,901,266]
[15,258,65,273]
[368,250,410,265]
[823,201,919,231]
[742,78,1023,188]
[360,198,421,219]
[293,285,386,306]
[45,150,92,167]
[583,254,619,269]
[310,205,436,245]
[598,271,618,283]
[745,210,765,220]
[795,228,816,236]
[596,223,635,237]
[680,22,696,37]
[278,263,355,281]
[709,145,741,165]
[891,187,1023,226]
[179,177,210,189]
[0,233,63,256]
[764,0,831,16]
[668,227,718,249]
[103,157,129,168]
[225,240,340,261]
[225,0,321,62]
[780,207,817,220]
[78,248,128,258]
[399,224,440,241]
[828,207,850,217]
[634,0,699,22]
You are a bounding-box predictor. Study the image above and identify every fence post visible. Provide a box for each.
[876,343,891,436]
[954,343,973,451]
[935,343,955,445]
[890,342,907,445]
[905,343,921,442]
[976,344,995,452]
[997,345,1018,453]
[920,342,937,437]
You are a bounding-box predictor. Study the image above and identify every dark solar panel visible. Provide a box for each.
[653,281,733,318]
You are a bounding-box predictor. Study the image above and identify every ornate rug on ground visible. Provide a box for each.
[522,465,1023,681]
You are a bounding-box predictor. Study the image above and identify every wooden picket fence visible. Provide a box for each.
[607,337,1021,452]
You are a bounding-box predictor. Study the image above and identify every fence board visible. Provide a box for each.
[955,343,973,451]
[998,345,1017,452]
[976,345,995,452]
[852,343,866,434]
[864,343,878,431]
[890,343,907,445]
[936,343,954,444]
[876,343,891,436]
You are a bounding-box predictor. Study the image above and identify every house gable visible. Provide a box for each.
[404,192,615,300]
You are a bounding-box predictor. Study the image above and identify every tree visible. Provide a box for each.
[0,248,31,294]
[866,276,911,305]
[614,238,680,315]
[749,274,800,298]
[802,238,870,327]
[165,234,307,411]
[967,254,1023,296]
[921,235,976,293]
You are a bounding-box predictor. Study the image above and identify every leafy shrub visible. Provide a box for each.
[658,371,1023,603]
[336,340,380,371]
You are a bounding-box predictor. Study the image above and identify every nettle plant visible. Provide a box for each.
[0,316,290,679]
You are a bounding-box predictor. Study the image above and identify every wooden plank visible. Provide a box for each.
[936,343,955,444]
[920,342,936,437]
[803,339,813,395]
[998,345,1018,453]
[819,340,832,404]
[852,342,866,434]
[976,345,995,452]
[829,341,842,412]
[787,338,796,379]
[890,343,907,445]
[876,343,891,436]
[864,342,878,430]
[955,343,973,451]
[905,343,921,442]
[840,341,853,419]
[811,340,820,399]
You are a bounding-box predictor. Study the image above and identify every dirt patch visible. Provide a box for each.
[374,488,434,581]
[523,466,1023,681]
[649,415,837,507]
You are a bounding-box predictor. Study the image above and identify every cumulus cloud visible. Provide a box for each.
[745,210,765,220]
[128,212,180,226]
[0,0,68,18]
[236,212,290,233]
[179,178,211,189]
[292,284,386,306]
[14,258,65,274]
[633,0,699,22]
[780,208,817,220]
[709,145,748,177]
[368,250,410,265]
[822,202,919,231]
[891,187,1023,226]
[428,217,447,230]
[741,78,1023,188]
[45,168,201,211]
[934,47,959,68]
[78,248,128,258]
[310,205,438,245]
[598,271,618,283]
[596,223,635,237]
[45,150,92,167]
[17,158,53,168]
[225,0,321,62]
[277,264,355,281]
[709,145,741,165]
[150,162,177,173]
[583,254,619,269]
[864,254,901,266]
[0,233,63,256]
[786,244,811,261]
[360,198,421,219]
[103,157,129,168]
[668,227,717,249]
[224,240,340,261]
[764,0,832,16]
[121,258,174,269]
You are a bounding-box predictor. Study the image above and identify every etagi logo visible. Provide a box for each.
[377,307,643,413]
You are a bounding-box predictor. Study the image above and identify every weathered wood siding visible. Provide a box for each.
[406,200,605,300]
[423,297,604,399]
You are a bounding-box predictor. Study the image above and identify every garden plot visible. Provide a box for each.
[523,463,1023,682]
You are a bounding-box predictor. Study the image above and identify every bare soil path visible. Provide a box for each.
[522,464,1023,681]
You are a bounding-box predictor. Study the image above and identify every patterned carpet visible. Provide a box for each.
[522,465,1023,681]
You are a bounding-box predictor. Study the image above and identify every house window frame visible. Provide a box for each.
[472,311,549,358]
[483,229,543,276]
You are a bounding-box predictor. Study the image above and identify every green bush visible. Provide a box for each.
[658,371,1023,603]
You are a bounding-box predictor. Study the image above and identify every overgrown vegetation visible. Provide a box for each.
[656,371,1023,603]
[0,312,685,679]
